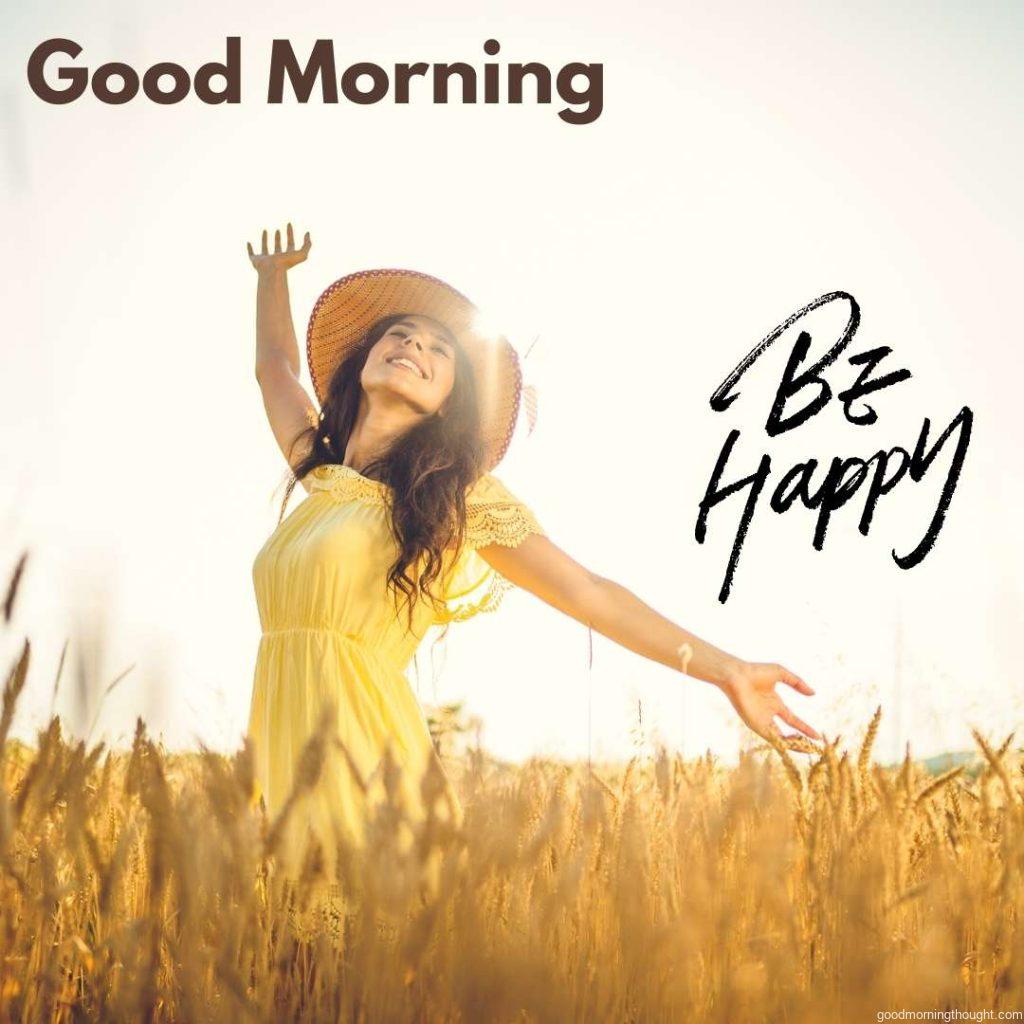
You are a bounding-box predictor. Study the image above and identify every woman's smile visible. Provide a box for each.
[387,353,429,379]
[356,313,459,416]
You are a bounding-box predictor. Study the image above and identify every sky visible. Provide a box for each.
[1,0,1022,765]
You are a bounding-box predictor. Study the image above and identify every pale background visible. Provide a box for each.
[1,0,1021,765]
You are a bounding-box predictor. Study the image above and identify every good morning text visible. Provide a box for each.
[26,37,604,125]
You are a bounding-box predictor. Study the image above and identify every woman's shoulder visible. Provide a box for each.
[463,472,544,548]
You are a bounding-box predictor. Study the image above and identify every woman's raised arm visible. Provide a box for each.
[247,223,319,478]
[478,533,822,748]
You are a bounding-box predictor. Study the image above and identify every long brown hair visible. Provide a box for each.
[279,313,486,624]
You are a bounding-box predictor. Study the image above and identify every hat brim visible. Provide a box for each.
[306,268,522,471]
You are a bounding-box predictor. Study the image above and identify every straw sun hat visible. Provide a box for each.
[306,268,524,471]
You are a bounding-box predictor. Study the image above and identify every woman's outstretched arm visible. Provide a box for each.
[247,223,319,477]
[478,534,821,747]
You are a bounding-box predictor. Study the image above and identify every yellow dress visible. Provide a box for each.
[246,462,544,885]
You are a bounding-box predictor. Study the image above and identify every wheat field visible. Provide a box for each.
[0,556,1021,1022]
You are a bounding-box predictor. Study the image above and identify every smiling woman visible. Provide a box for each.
[245,223,822,896]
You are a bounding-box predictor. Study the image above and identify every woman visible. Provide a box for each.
[245,223,821,882]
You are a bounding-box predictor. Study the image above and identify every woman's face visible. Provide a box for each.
[360,314,459,415]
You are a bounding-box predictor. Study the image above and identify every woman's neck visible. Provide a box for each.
[342,397,420,474]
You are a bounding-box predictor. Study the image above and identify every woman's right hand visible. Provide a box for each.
[246,222,312,275]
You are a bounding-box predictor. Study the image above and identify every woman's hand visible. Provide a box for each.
[246,222,311,275]
[717,661,821,748]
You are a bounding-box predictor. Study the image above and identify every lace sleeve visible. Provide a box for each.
[463,474,545,550]
[434,474,545,625]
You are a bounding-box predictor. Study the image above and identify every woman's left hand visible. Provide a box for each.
[717,661,822,748]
